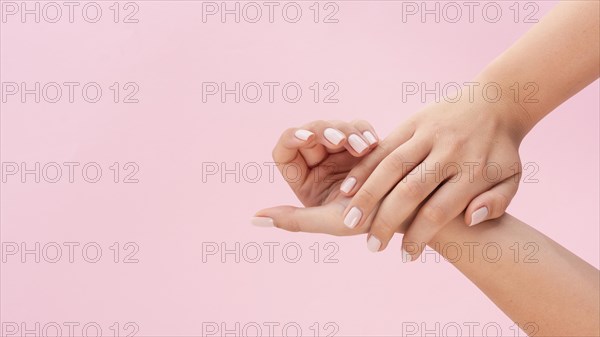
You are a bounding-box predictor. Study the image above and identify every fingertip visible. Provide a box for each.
[401,240,420,263]
[294,129,314,141]
[367,235,382,253]
[251,216,275,228]
[339,176,357,194]
[469,206,489,227]
[362,130,378,145]
[323,128,346,146]
[463,211,471,226]
[464,196,485,225]
[464,205,475,225]
[343,206,362,229]
[401,247,414,263]
[252,207,278,227]
[348,134,369,155]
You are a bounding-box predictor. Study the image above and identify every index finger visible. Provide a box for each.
[271,127,318,191]
[339,121,417,195]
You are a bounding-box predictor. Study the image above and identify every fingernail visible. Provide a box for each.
[294,129,313,141]
[469,207,489,227]
[251,217,274,227]
[340,176,357,194]
[367,235,381,252]
[348,134,369,154]
[402,248,413,262]
[363,131,378,145]
[343,207,362,229]
[323,128,345,145]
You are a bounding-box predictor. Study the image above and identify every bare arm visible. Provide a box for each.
[259,203,600,335]
[339,0,600,261]
[257,114,600,335]
[479,0,600,138]
[427,214,600,336]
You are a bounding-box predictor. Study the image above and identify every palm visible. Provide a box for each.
[294,150,361,207]
[282,150,413,236]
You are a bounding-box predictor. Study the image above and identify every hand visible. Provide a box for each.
[252,120,414,240]
[340,96,526,258]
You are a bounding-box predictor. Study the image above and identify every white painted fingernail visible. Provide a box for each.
[469,207,489,227]
[402,248,413,262]
[251,217,274,227]
[363,131,377,145]
[323,128,345,145]
[343,207,362,229]
[348,134,369,154]
[340,176,357,194]
[367,235,381,252]
[294,129,313,141]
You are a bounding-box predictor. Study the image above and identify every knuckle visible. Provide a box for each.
[352,119,370,128]
[448,136,468,153]
[286,209,301,232]
[383,150,410,173]
[348,164,379,189]
[354,187,377,209]
[471,161,486,180]
[372,213,396,235]
[346,166,365,181]
[400,179,424,199]
[284,127,297,137]
[372,141,393,159]
[420,203,447,225]
[305,120,326,131]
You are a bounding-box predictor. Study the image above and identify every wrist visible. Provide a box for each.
[469,72,552,142]
[454,79,540,143]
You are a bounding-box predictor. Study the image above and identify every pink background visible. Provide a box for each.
[1,1,598,336]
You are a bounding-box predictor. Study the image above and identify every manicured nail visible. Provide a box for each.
[294,129,313,141]
[363,131,378,145]
[251,217,274,227]
[469,207,489,227]
[340,176,357,194]
[402,248,413,262]
[367,235,381,252]
[323,128,345,145]
[343,207,362,229]
[348,134,369,154]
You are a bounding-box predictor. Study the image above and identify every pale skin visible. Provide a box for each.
[337,0,600,260]
[253,120,600,336]
[253,1,599,334]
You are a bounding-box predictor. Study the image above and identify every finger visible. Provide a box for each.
[401,177,489,261]
[295,121,339,167]
[342,134,431,229]
[271,127,316,191]
[253,200,417,242]
[366,158,442,252]
[464,173,521,227]
[339,121,417,195]
[271,121,364,189]
[293,120,372,167]
[272,120,380,197]
[252,202,369,236]
[351,119,379,146]
[324,120,373,157]
[401,162,521,261]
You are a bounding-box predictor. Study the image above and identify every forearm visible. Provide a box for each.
[426,214,599,336]
[476,0,600,138]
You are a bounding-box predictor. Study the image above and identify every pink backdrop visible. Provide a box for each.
[1,1,598,336]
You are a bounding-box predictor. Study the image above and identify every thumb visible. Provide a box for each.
[464,174,519,227]
[252,203,362,236]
